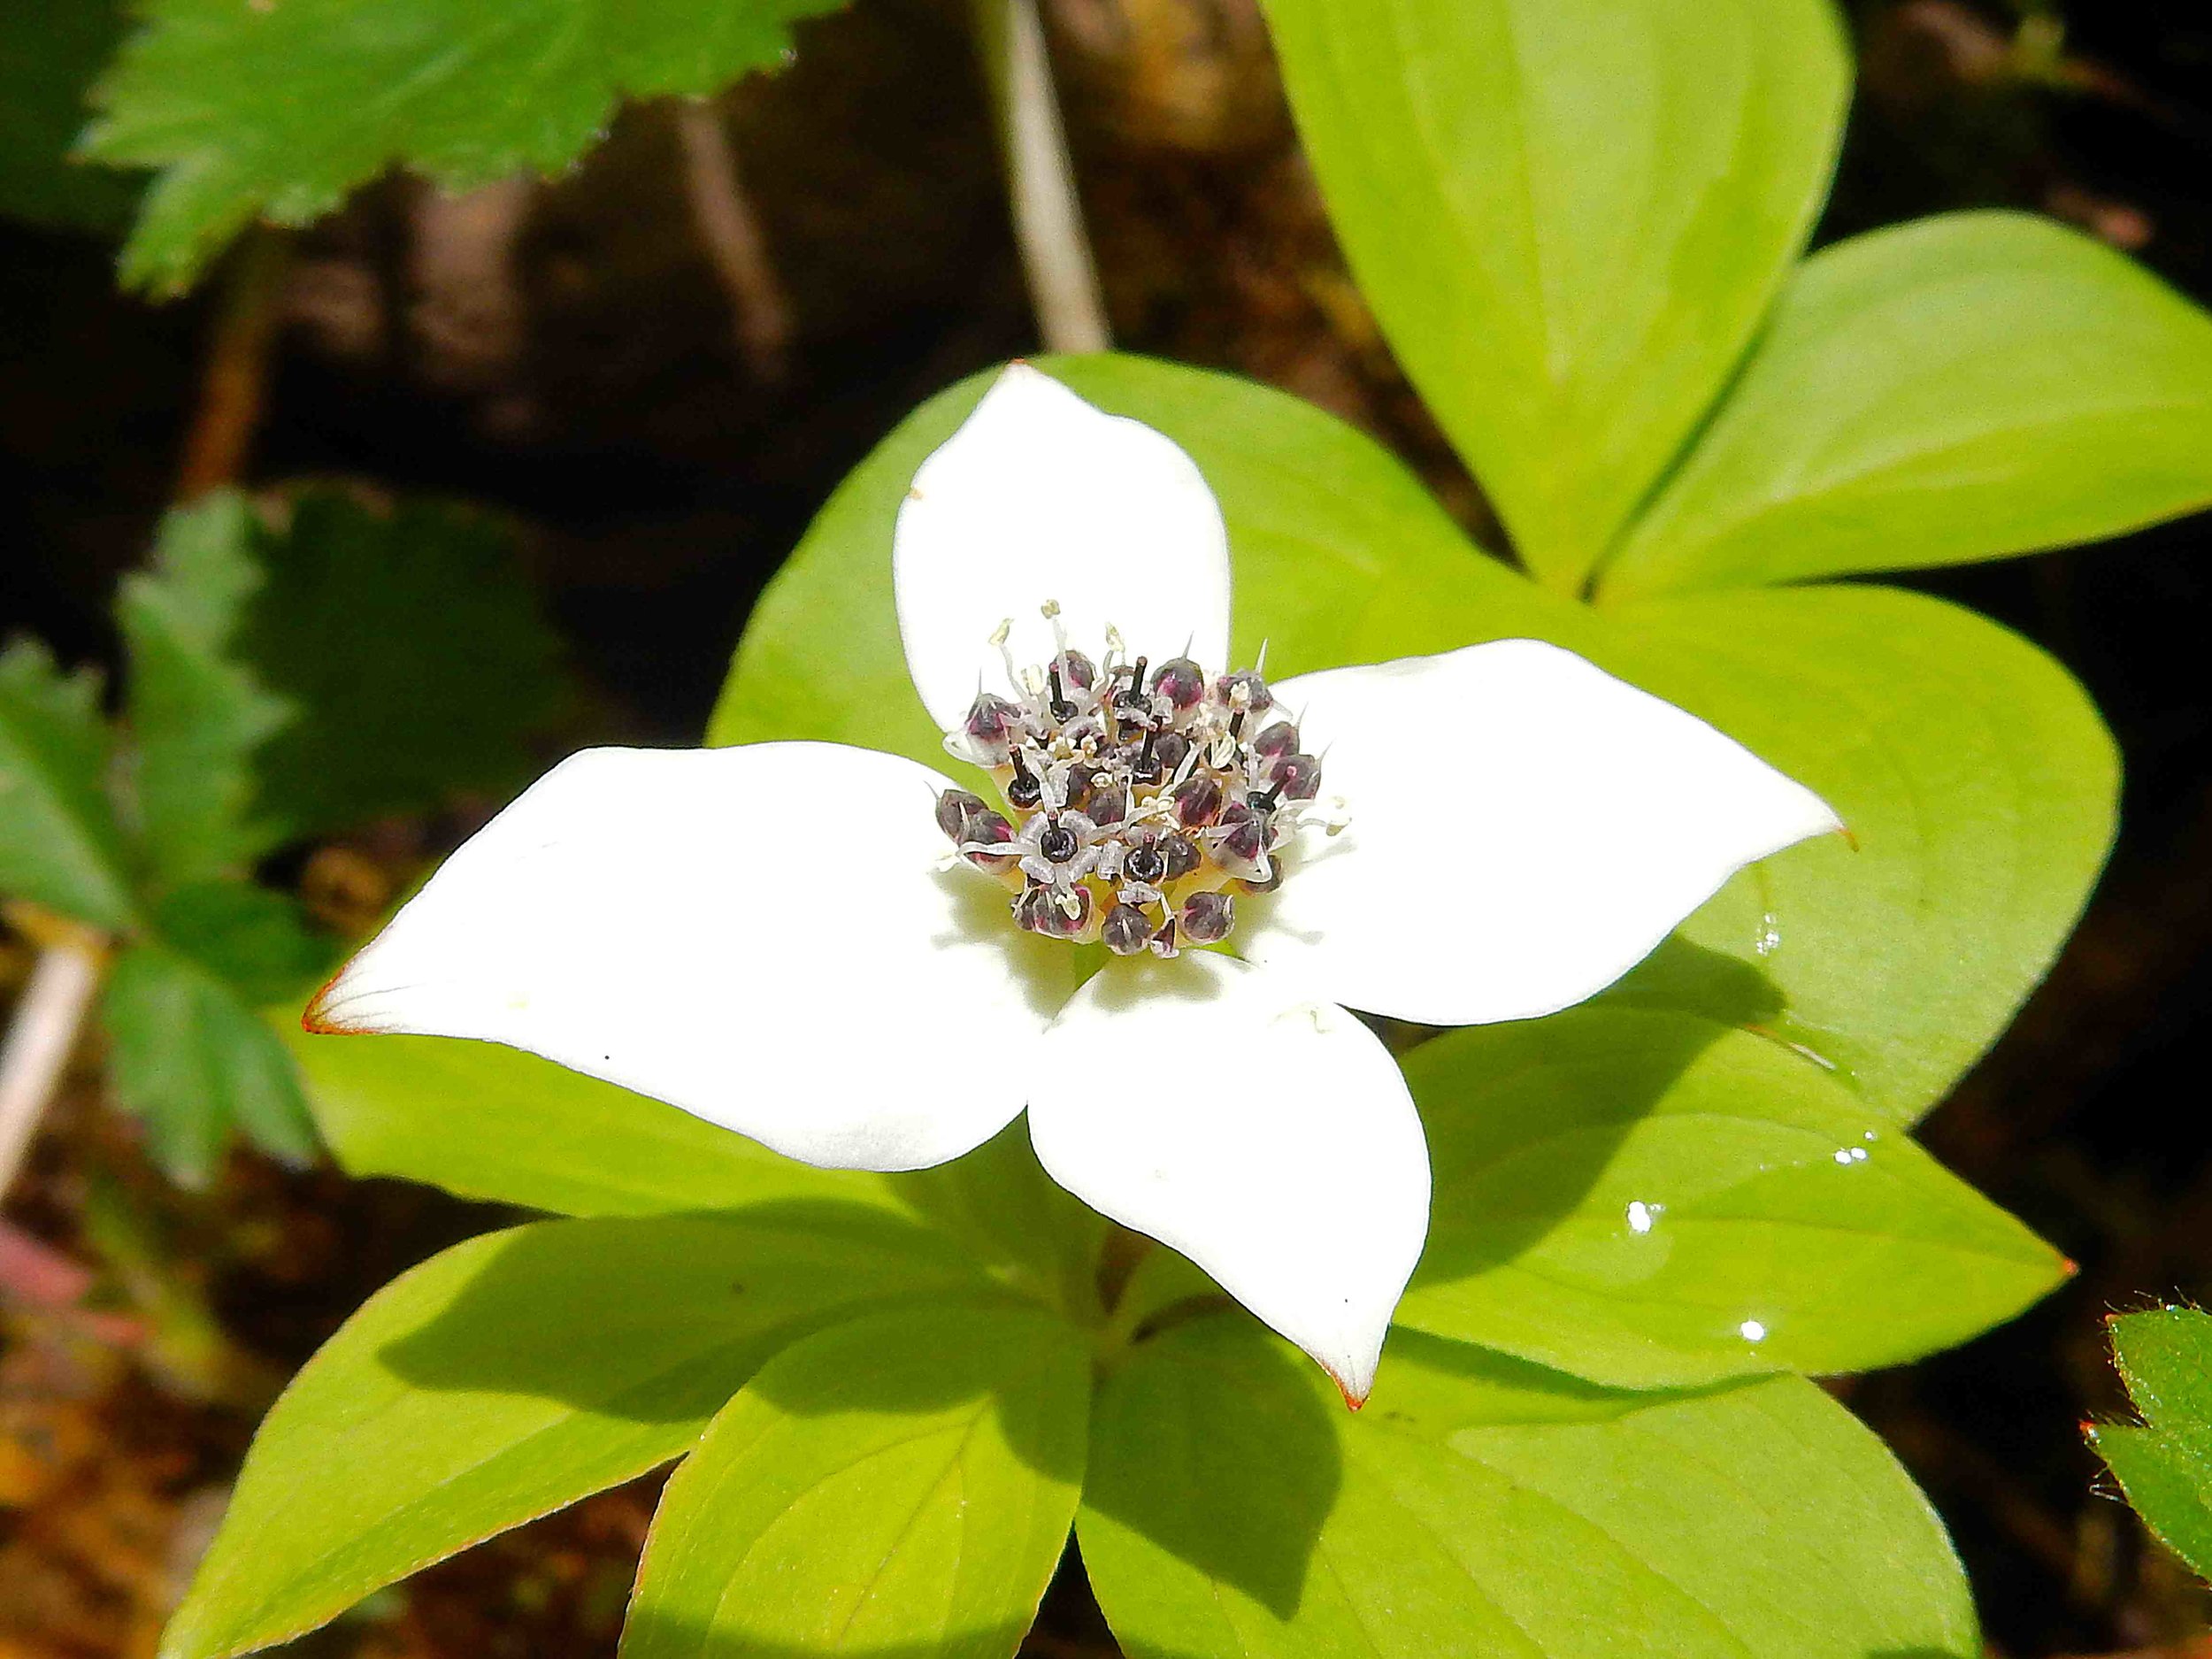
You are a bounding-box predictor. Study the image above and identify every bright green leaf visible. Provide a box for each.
[622,1301,1088,1659]
[1599,584,2117,1120]
[1398,1005,2066,1386]
[288,1027,895,1219]
[83,0,849,293]
[718,357,2114,1124]
[237,490,563,840]
[103,941,317,1183]
[0,0,136,234]
[117,492,292,891]
[0,639,136,930]
[1260,0,1848,590]
[1081,1315,1976,1659]
[2091,1307,2212,1582]
[160,1208,993,1659]
[1603,212,2212,597]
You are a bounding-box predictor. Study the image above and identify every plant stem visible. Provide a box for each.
[175,227,291,500]
[0,924,104,1196]
[674,98,794,382]
[975,0,1111,354]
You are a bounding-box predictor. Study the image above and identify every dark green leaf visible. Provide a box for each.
[0,639,136,929]
[83,0,849,293]
[1603,213,2212,597]
[2090,1307,2212,1582]
[1398,1006,2066,1386]
[159,1208,994,1659]
[0,0,136,234]
[237,490,564,839]
[103,941,317,1182]
[1261,0,1848,590]
[117,492,292,890]
[156,881,327,1003]
[716,357,2116,1124]
[623,1301,1088,1659]
[1081,1315,1977,1659]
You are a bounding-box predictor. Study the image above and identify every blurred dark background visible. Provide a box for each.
[4,0,2212,1653]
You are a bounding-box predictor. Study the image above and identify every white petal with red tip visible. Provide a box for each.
[306,742,1068,1172]
[895,364,1233,733]
[1028,951,1428,1403]
[1246,640,1842,1026]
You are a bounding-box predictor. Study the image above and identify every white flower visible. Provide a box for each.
[306,365,1839,1404]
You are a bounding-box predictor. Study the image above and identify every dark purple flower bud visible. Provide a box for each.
[1088,787,1128,828]
[1211,670,1271,715]
[1151,657,1205,711]
[1180,889,1235,944]
[1251,720,1300,763]
[1273,753,1323,802]
[963,810,1015,867]
[935,787,988,841]
[1123,840,1167,886]
[1040,822,1080,864]
[1170,773,1224,829]
[1152,731,1191,775]
[1014,882,1090,938]
[1216,802,1266,867]
[1162,833,1201,882]
[965,693,1023,743]
[1102,902,1155,956]
[1055,649,1097,693]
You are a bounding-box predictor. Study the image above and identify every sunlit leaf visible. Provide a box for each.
[1080,1315,1976,1659]
[623,1301,1088,1659]
[1398,1005,2066,1386]
[160,1209,992,1659]
[83,0,849,293]
[1260,0,1848,590]
[1602,213,2212,597]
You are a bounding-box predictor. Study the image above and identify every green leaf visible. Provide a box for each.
[288,1027,896,1219]
[2090,1307,2212,1582]
[717,357,2115,1124]
[1080,1316,1977,1659]
[1602,212,2212,598]
[1598,585,2117,1120]
[1260,0,1848,591]
[117,492,292,891]
[1397,1005,2066,1386]
[160,1208,993,1659]
[156,881,328,1003]
[622,1301,1088,1659]
[237,490,564,840]
[0,640,136,930]
[83,0,849,294]
[0,0,136,234]
[286,1031,1104,1317]
[103,941,317,1183]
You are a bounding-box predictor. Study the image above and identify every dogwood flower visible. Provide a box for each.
[306,365,1839,1404]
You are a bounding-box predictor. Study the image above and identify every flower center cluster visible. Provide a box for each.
[933,608,1337,956]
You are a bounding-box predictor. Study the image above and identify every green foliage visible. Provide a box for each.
[0,641,137,930]
[0,488,561,1179]
[240,492,564,840]
[2091,1308,2212,1582]
[622,1302,1088,1659]
[1079,1315,1977,1659]
[116,493,293,890]
[0,0,135,234]
[1398,1006,2065,1386]
[1260,0,1848,593]
[81,0,849,294]
[161,1210,994,1659]
[1602,213,2212,596]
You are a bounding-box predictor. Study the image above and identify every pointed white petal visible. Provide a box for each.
[1030,951,1428,1404]
[306,742,1068,1172]
[895,364,1233,733]
[1245,640,1842,1026]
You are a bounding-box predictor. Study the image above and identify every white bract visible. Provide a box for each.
[308,365,1840,1404]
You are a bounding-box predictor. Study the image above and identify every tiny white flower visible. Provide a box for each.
[306,365,1840,1405]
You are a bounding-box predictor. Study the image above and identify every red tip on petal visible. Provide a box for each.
[1835,824,1861,852]
[301,965,363,1034]
[2062,1256,2081,1279]
[1322,1363,1371,1412]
